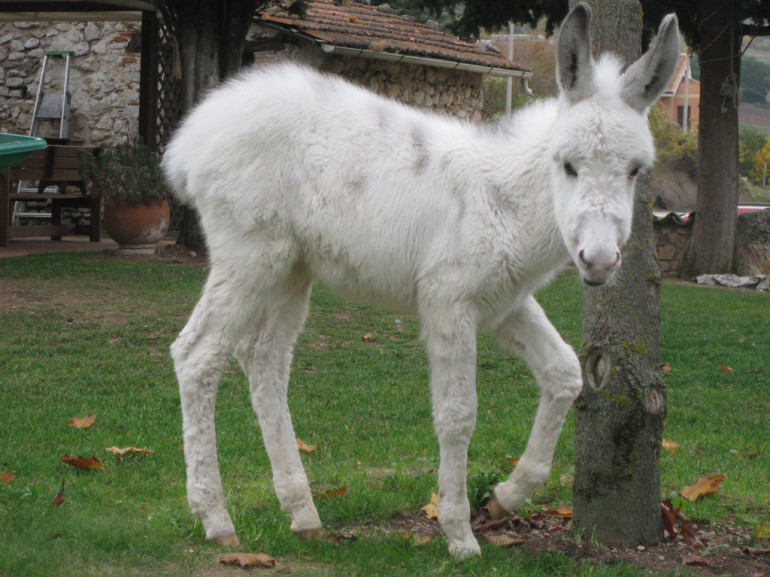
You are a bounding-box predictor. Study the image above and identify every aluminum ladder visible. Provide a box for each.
[13,51,73,224]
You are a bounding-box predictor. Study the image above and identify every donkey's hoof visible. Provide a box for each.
[212,532,240,547]
[486,494,509,520]
[293,528,322,540]
[449,538,482,559]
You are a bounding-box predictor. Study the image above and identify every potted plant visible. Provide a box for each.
[81,138,171,254]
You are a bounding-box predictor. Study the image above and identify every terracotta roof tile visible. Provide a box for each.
[257,0,530,74]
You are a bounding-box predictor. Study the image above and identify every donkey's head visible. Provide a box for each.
[550,4,680,286]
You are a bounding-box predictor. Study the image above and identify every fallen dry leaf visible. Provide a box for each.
[744,546,770,556]
[219,552,276,568]
[325,530,357,545]
[0,471,14,485]
[296,438,318,453]
[660,363,672,373]
[473,517,510,533]
[362,331,375,341]
[506,455,519,467]
[68,415,96,429]
[662,439,680,452]
[681,474,724,501]
[51,481,66,507]
[750,569,768,577]
[721,364,733,374]
[401,530,432,546]
[757,524,770,540]
[543,506,573,518]
[680,524,703,549]
[58,454,105,470]
[682,554,711,566]
[313,487,348,500]
[421,492,439,520]
[105,447,153,455]
[484,533,526,547]
[661,500,682,538]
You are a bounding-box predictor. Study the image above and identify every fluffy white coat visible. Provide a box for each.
[164,4,681,558]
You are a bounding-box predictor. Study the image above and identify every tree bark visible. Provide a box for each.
[174,0,261,253]
[682,0,741,276]
[572,0,667,547]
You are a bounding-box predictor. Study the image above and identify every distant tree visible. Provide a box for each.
[740,57,770,106]
[752,135,770,184]
[740,129,767,181]
[644,0,770,275]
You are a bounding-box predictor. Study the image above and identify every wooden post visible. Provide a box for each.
[138,10,160,152]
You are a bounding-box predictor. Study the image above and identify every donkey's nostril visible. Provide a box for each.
[612,251,622,268]
[578,249,592,268]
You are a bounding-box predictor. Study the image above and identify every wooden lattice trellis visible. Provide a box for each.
[156,4,182,152]
[149,3,184,232]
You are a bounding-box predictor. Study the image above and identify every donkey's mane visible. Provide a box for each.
[590,54,626,99]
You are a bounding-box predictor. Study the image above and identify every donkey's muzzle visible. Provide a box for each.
[577,248,622,286]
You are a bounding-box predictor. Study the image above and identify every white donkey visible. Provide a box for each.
[164,3,680,558]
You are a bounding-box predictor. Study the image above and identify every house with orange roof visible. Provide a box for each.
[658,53,700,132]
[248,0,532,122]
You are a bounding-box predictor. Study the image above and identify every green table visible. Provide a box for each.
[0,134,47,168]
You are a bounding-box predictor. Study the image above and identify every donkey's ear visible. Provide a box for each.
[556,3,594,103]
[621,13,681,112]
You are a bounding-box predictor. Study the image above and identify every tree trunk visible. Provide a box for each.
[683,0,740,276]
[174,0,261,253]
[572,0,667,547]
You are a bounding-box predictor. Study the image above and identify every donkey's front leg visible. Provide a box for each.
[487,296,583,517]
[422,306,481,558]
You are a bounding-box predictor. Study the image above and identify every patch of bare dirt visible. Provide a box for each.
[74,242,207,267]
[338,509,769,576]
[0,277,120,318]
[471,508,769,576]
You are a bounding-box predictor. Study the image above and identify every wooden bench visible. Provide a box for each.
[0,144,101,246]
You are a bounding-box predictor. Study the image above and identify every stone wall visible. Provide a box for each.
[0,20,141,144]
[1,19,485,147]
[654,214,692,276]
[734,210,770,276]
[655,211,770,277]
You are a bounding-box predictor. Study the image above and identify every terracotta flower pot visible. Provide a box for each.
[104,200,170,255]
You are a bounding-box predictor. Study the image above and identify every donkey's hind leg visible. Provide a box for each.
[234,272,322,538]
[171,266,257,546]
[487,296,583,517]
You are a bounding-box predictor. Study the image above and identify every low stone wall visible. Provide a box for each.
[734,210,770,276]
[654,214,692,276]
[655,211,770,277]
[0,20,141,144]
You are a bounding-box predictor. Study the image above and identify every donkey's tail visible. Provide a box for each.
[161,137,194,206]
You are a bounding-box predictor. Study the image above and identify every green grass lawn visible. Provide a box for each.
[0,253,767,577]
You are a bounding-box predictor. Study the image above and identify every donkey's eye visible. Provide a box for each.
[564,162,578,178]
[629,166,640,179]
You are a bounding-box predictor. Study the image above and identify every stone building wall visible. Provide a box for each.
[0,20,141,144]
[246,23,484,121]
[1,19,484,149]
